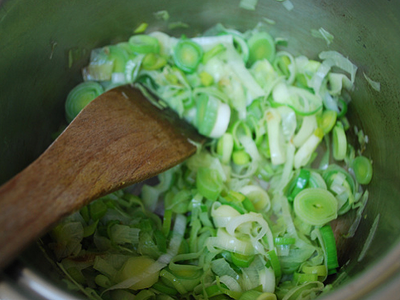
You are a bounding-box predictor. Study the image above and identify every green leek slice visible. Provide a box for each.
[247,32,276,66]
[239,185,271,212]
[232,149,251,165]
[274,237,296,245]
[217,133,234,165]
[287,169,311,202]
[162,209,172,237]
[232,34,250,63]
[228,120,252,150]
[65,81,104,123]
[142,53,167,70]
[116,42,136,56]
[293,272,318,284]
[319,110,337,134]
[117,256,160,290]
[275,54,291,77]
[173,39,203,73]
[267,249,282,279]
[199,71,214,86]
[202,43,226,64]
[104,45,129,73]
[293,188,338,226]
[196,167,223,201]
[129,34,160,54]
[323,164,356,195]
[332,122,347,161]
[196,93,219,136]
[337,98,348,118]
[319,225,339,271]
[231,252,255,268]
[134,22,148,34]
[152,281,178,296]
[302,264,327,277]
[352,155,373,185]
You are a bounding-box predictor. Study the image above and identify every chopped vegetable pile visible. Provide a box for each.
[51,23,373,300]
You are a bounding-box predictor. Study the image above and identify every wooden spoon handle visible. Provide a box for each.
[0,86,199,269]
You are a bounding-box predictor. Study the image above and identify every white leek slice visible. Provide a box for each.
[311,27,334,46]
[232,34,250,63]
[226,212,271,242]
[309,171,328,189]
[275,51,297,85]
[275,143,295,193]
[279,194,298,238]
[363,72,381,92]
[250,59,280,95]
[258,266,276,293]
[207,228,255,255]
[211,202,241,228]
[203,57,228,83]
[272,82,290,104]
[149,31,177,57]
[106,215,186,292]
[322,91,339,113]
[111,72,126,84]
[309,61,331,94]
[208,102,231,138]
[294,128,323,169]
[319,51,358,83]
[328,73,353,95]
[239,185,271,212]
[278,106,297,142]
[293,115,317,147]
[219,275,242,292]
[217,133,234,165]
[211,259,240,280]
[109,224,140,245]
[266,108,286,165]
[228,60,266,104]
[192,34,233,52]
[273,83,322,115]
[238,135,261,162]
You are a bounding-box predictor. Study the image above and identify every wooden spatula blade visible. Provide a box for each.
[0,84,202,269]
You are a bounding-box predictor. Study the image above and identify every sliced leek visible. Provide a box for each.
[247,32,276,65]
[65,81,104,122]
[352,155,373,185]
[55,24,372,300]
[293,188,338,226]
[129,34,160,54]
[173,39,203,73]
[332,122,347,161]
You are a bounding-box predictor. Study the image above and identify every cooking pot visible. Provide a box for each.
[0,0,400,299]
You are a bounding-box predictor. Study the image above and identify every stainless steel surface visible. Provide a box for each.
[0,261,85,300]
[0,0,400,299]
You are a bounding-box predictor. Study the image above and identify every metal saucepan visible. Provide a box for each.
[0,0,399,299]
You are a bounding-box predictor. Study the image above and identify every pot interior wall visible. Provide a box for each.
[1,0,400,299]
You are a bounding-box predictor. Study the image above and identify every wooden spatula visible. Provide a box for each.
[0,84,203,269]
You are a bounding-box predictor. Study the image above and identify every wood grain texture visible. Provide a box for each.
[0,85,201,269]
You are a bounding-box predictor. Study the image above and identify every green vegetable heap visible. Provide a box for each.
[53,24,373,300]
